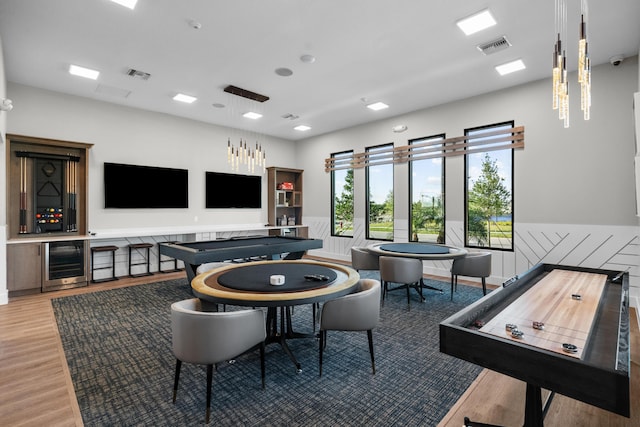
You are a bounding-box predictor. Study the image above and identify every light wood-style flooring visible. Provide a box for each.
[0,270,637,426]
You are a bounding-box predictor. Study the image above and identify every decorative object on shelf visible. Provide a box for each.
[227,138,266,174]
[277,182,294,190]
[552,0,591,128]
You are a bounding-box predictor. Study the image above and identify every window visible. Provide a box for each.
[366,143,394,241]
[331,151,354,237]
[464,121,514,250]
[409,134,445,243]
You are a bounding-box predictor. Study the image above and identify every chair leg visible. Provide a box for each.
[206,364,213,424]
[318,330,325,377]
[406,284,411,310]
[451,273,455,301]
[367,329,375,375]
[260,342,266,389]
[482,278,487,295]
[172,359,182,403]
[382,281,387,306]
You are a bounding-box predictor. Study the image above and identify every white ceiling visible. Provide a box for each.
[1,0,639,141]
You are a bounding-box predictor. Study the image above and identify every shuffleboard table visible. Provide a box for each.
[440,263,630,427]
[159,235,323,282]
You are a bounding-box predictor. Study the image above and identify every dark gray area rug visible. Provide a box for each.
[52,274,484,426]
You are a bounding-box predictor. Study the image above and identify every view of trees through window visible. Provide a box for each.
[331,152,354,236]
[366,144,394,240]
[465,122,514,250]
[409,135,445,243]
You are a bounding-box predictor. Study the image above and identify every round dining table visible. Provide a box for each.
[366,242,467,294]
[191,259,360,372]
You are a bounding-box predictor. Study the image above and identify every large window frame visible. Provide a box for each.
[464,121,514,251]
[409,134,446,243]
[365,143,394,241]
[330,150,354,237]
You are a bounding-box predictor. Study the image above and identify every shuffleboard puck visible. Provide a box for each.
[511,330,524,339]
[562,343,578,353]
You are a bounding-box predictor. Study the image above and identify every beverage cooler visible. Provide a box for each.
[42,240,89,291]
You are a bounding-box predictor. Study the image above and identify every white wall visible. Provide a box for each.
[6,83,298,235]
[2,54,639,304]
[297,57,640,300]
[0,36,8,304]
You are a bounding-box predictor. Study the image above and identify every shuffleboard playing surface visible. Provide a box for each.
[479,269,607,359]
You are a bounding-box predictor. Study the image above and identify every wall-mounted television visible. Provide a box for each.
[104,162,189,208]
[206,172,261,208]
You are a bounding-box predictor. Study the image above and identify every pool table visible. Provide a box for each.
[159,235,323,281]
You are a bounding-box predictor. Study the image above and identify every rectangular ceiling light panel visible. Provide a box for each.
[110,0,138,10]
[456,9,496,36]
[173,93,197,103]
[495,59,526,76]
[367,102,389,111]
[69,64,100,80]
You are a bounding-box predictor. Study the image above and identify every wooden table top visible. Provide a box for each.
[191,259,360,307]
[479,269,607,359]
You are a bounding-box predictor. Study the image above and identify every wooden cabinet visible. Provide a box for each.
[6,134,92,239]
[7,243,42,295]
[267,167,307,237]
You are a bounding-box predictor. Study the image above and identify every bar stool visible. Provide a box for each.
[90,245,119,283]
[128,242,154,277]
[158,241,182,273]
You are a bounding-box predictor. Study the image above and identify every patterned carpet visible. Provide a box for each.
[52,274,485,426]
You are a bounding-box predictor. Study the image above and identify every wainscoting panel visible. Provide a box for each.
[305,217,640,304]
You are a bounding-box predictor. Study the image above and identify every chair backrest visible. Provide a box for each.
[171,298,266,365]
[379,256,423,284]
[320,278,381,331]
[451,252,492,278]
[351,247,380,271]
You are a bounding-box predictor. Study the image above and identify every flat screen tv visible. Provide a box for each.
[104,162,189,208]
[206,171,261,208]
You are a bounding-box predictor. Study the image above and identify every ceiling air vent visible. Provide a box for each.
[126,68,151,80]
[476,36,511,55]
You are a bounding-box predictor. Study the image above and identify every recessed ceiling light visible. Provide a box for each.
[300,54,316,64]
[456,9,496,36]
[69,64,100,80]
[294,125,311,131]
[275,67,293,77]
[243,111,262,119]
[173,93,197,103]
[109,0,138,10]
[495,59,526,76]
[367,102,389,111]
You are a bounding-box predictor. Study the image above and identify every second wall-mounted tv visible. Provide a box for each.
[206,172,261,208]
[104,162,189,208]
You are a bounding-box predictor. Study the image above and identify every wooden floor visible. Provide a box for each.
[0,270,638,427]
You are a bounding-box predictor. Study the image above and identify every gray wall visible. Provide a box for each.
[0,36,7,304]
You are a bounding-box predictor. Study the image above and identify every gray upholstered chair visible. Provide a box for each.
[450,251,492,300]
[318,278,381,376]
[379,256,425,309]
[171,298,266,424]
[350,247,380,272]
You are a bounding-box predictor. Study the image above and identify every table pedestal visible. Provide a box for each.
[265,306,314,373]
